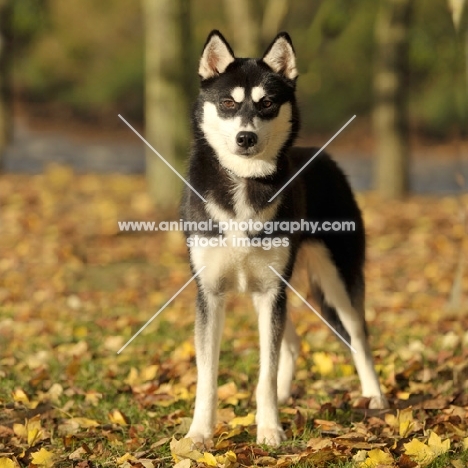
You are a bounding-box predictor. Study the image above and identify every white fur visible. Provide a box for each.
[201,101,292,178]
[301,242,387,406]
[277,315,300,404]
[186,293,226,444]
[199,35,235,80]
[253,290,286,446]
[231,87,245,103]
[251,86,266,102]
[189,227,290,295]
[263,37,298,80]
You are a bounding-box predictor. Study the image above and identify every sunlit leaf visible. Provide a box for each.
[427,431,450,456]
[170,438,202,462]
[108,409,129,425]
[196,452,217,466]
[359,448,395,467]
[228,412,255,428]
[403,439,437,467]
[0,459,16,468]
[30,448,55,467]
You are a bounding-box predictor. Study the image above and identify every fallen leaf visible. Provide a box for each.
[30,448,55,467]
[0,459,16,468]
[170,438,202,462]
[108,409,129,425]
[228,412,255,428]
[173,460,191,468]
[359,448,395,467]
[196,452,217,466]
[403,439,437,467]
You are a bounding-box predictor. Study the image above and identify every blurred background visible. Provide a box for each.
[3,0,468,206]
[1,4,468,462]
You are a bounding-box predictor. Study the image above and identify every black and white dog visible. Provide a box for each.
[180,30,388,447]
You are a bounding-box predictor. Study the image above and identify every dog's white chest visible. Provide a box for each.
[190,231,289,293]
[190,183,289,293]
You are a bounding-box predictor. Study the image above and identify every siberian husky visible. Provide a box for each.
[180,30,388,447]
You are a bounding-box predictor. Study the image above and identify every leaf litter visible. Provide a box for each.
[0,169,467,466]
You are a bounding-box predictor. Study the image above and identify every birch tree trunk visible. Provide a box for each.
[142,0,191,209]
[373,0,412,199]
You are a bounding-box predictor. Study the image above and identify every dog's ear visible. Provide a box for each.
[262,32,298,80]
[199,30,235,80]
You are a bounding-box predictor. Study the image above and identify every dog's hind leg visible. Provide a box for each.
[277,313,300,404]
[304,243,388,409]
[186,290,225,446]
[252,288,287,446]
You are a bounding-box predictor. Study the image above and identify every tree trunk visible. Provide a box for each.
[373,0,412,199]
[142,0,191,210]
[222,0,259,56]
[0,0,12,171]
[261,0,289,47]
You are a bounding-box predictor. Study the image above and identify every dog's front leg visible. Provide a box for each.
[186,290,225,446]
[252,289,287,446]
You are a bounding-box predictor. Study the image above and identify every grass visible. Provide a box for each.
[1,173,468,467]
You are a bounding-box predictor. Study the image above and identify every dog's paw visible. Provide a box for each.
[368,394,389,409]
[185,430,214,449]
[257,425,286,447]
[277,391,291,405]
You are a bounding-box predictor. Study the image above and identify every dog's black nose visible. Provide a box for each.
[236,131,257,149]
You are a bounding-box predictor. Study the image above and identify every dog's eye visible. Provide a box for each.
[262,99,273,108]
[221,99,236,110]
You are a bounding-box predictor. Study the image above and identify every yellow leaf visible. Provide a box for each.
[125,367,139,386]
[338,363,354,376]
[197,452,217,466]
[141,365,159,382]
[360,448,395,467]
[463,437,468,450]
[108,409,129,425]
[427,431,450,455]
[228,412,255,428]
[216,426,242,447]
[312,352,334,376]
[170,438,202,462]
[27,427,42,447]
[116,453,137,464]
[399,419,413,438]
[173,460,192,468]
[404,439,436,467]
[216,451,237,468]
[0,459,16,468]
[69,417,99,428]
[385,408,414,437]
[12,389,29,404]
[172,341,195,361]
[13,423,27,439]
[30,448,55,467]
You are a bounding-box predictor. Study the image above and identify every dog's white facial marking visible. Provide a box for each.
[231,86,245,103]
[201,101,292,178]
[251,86,266,102]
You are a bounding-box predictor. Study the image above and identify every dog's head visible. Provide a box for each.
[195,30,300,178]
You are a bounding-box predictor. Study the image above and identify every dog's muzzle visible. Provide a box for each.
[236,131,258,149]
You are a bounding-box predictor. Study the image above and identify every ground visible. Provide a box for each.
[0,166,467,467]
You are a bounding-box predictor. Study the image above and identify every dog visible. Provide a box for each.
[180,30,388,447]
